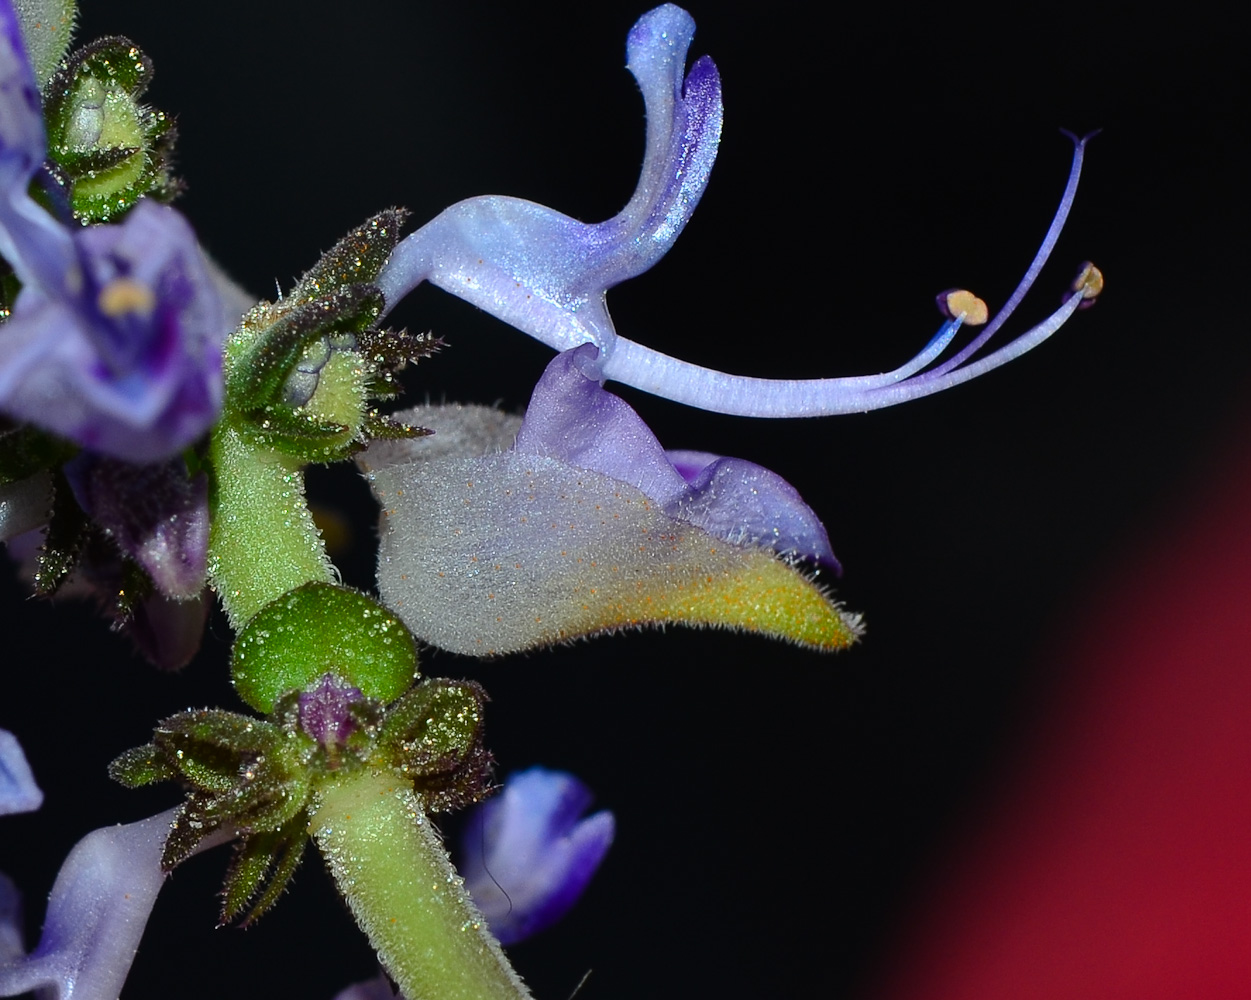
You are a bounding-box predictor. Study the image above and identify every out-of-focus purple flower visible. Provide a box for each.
[0,807,233,999]
[377,4,1098,419]
[0,1,226,463]
[459,768,615,946]
[0,729,41,815]
[0,807,174,999]
[64,454,209,599]
[361,345,862,656]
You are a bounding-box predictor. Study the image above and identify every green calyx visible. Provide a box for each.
[41,36,178,223]
[220,210,437,464]
[109,674,492,925]
[231,582,418,713]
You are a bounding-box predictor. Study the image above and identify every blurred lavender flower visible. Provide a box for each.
[0,729,41,815]
[0,806,234,999]
[0,807,176,999]
[460,768,615,946]
[0,1,226,463]
[361,344,861,656]
[378,4,1099,419]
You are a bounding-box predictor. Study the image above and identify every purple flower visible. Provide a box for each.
[0,807,233,999]
[459,768,615,946]
[377,4,1098,420]
[360,345,862,656]
[0,729,41,815]
[0,1,226,463]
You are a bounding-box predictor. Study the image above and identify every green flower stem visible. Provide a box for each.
[206,424,333,626]
[310,767,532,1000]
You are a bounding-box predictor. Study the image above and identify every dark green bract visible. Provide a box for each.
[232,582,418,712]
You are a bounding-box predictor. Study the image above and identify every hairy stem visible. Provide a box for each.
[206,424,333,626]
[310,767,532,1000]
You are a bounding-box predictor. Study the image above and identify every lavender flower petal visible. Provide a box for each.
[460,768,615,946]
[0,808,233,999]
[0,0,76,297]
[0,872,20,966]
[0,729,41,815]
[516,345,836,565]
[332,974,405,1000]
[376,4,722,359]
[65,454,209,599]
[0,807,174,999]
[0,201,227,463]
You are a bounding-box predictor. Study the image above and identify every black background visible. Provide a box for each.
[2,2,1247,998]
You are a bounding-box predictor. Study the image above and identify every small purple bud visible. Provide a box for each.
[298,674,365,747]
[460,767,615,946]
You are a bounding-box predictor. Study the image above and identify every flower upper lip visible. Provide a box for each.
[375,3,722,362]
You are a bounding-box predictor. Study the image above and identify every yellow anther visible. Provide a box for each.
[97,278,156,318]
[1072,261,1104,300]
[938,288,989,326]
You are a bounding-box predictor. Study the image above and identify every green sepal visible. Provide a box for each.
[361,411,432,442]
[163,793,231,870]
[0,424,77,485]
[152,709,284,793]
[231,582,418,713]
[227,286,382,415]
[33,470,89,596]
[376,679,492,812]
[220,811,309,926]
[107,743,178,788]
[289,209,408,304]
[239,402,354,461]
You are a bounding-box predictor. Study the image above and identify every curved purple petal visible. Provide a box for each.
[460,768,615,946]
[0,729,41,815]
[375,4,722,359]
[517,344,836,566]
[0,807,175,999]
